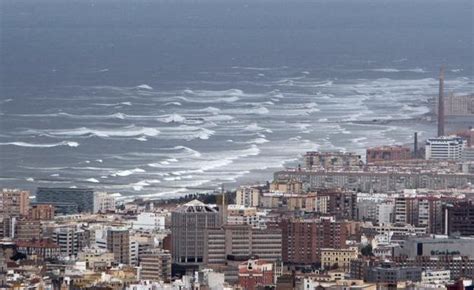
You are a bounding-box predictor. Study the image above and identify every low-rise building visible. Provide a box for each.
[321,247,359,271]
[238,259,274,290]
[133,212,166,231]
[421,269,451,284]
[139,249,172,283]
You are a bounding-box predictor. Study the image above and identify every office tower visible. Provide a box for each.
[445,201,474,236]
[36,187,94,214]
[171,200,220,266]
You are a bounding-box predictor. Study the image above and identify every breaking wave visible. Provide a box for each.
[0,141,79,148]
[22,126,160,138]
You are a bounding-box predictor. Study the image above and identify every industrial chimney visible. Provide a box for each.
[437,67,445,137]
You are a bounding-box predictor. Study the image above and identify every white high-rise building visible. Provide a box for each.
[93,192,118,213]
[132,212,166,231]
[425,136,466,161]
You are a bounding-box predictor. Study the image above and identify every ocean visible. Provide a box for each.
[1,0,473,199]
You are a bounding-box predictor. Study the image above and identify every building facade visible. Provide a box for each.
[0,189,30,217]
[366,146,411,164]
[107,228,130,265]
[139,249,172,283]
[320,247,359,271]
[236,186,262,207]
[171,200,220,265]
[238,259,274,290]
[425,136,466,161]
[280,217,348,265]
[204,224,282,265]
[36,187,95,214]
[446,201,474,236]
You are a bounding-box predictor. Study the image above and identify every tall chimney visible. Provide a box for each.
[413,132,418,158]
[437,67,445,137]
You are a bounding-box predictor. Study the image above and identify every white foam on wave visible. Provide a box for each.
[289,136,302,141]
[247,138,270,144]
[86,178,99,183]
[159,126,215,141]
[199,106,221,114]
[95,101,132,107]
[0,141,79,148]
[26,125,160,138]
[177,95,240,103]
[130,179,161,191]
[12,112,133,120]
[172,146,202,158]
[148,145,260,177]
[163,102,182,106]
[112,168,146,177]
[228,106,269,115]
[370,68,426,73]
[244,123,273,133]
[136,84,153,90]
[26,177,34,182]
[135,136,148,141]
[176,88,249,103]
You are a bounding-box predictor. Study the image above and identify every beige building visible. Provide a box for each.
[226,205,266,229]
[0,189,30,217]
[270,179,303,194]
[321,247,359,271]
[236,186,262,207]
[139,249,172,282]
[78,248,115,270]
[205,224,282,266]
[107,228,130,265]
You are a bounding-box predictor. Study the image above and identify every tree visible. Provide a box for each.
[361,244,374,257]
